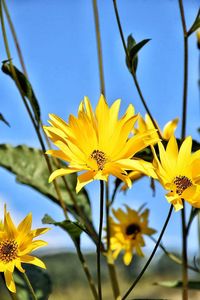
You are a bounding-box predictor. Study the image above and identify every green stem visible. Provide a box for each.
[2,0,28,77]
[0,0,69,219]
[23,272,38,300]
[1,0,101,246]
[150,236,199,273]
[8,292,18,300]
[122,205,173,300]
[178,0,189,299]
[75,243,98,300]
[92,0,105,96]
[106,181,110,252]
[107,258,121,300]
[106,180,121,300]
[97,180,104,300]
[181,203,189,300]
[112,0,162,139]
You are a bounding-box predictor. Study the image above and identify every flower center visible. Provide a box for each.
[90,150,106,170]
[0,239,18,263]
[174,175,192,196]
[126,223,141,239]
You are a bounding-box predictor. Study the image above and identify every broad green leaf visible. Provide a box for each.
[154,280,200,290]
[0,144,91,220]
[0,113,10,127]
[188,9,200,36]
[1,62,40,125]
[42,214,85,246]
[126,34,151,73]
[14,266,52,300]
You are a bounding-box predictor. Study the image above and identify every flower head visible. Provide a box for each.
[119,114,179,190]
[0,206,49,292]
[44,95,159,192]
[134,114,179,141]
[152,135,200,211]
[109,206,156,265]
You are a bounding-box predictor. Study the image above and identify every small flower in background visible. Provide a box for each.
[121,114,178,190]
[44,95,159,192]
[109,206,156,265]
[152,135,200,211]
[134,114,179,141]
[0,205,49,293]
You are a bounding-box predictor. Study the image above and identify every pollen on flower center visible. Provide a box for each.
[126,223,141,239]
[174,175,192,196]
[90,149,106,170]
[0,240,18,263]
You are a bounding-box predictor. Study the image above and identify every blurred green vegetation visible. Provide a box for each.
[0,251,199,300]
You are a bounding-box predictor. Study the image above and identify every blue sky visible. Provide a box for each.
[0,0,200,256]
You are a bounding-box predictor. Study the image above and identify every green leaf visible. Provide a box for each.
[154,280,200,290]
[1,62,40,125]
[42,214,85,246]
[14,266,52,300]
[0,113,10,127]
[188,9,200,36]
[126,34,150,73]
[0,144,91,220]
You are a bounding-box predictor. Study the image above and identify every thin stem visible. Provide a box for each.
[92,0,105,96]
[8,292,18,300]
[106,180,121,300]
[112,0,162,139]
[178,0,188,140]
[150,236,199,273]
[107,257,121,300]
[23,272,37,300]
[75,243,98,300]
[1,0,102,245]
[106,181,110,252]
[122,205,173,300]
[0,1,68,219]
[178,1,189,299]
[97,180,104,300]
[181,203,188,300]
[2,0,28,77]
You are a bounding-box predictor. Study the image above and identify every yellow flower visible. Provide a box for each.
[152,135,200,211]
[119,114,179,190]
[0,206,49,293]
[135,114,179,140]
[109,206,156,265]
[44,95,159,192]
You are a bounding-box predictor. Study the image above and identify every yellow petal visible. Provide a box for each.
[117,158,157,179]
[19,240,48,255]
[15,260,25,273]
[49,168,78,182]
[31,227,50,238]
[20,255,46,269]
[17,213,32,235]
[166,135,179,169]
[162,118,179,140]
[177,136,192,171]
[123,251,133,265]
[4,270,16,293]
[4,212,17,239]
[76,171,95,193]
